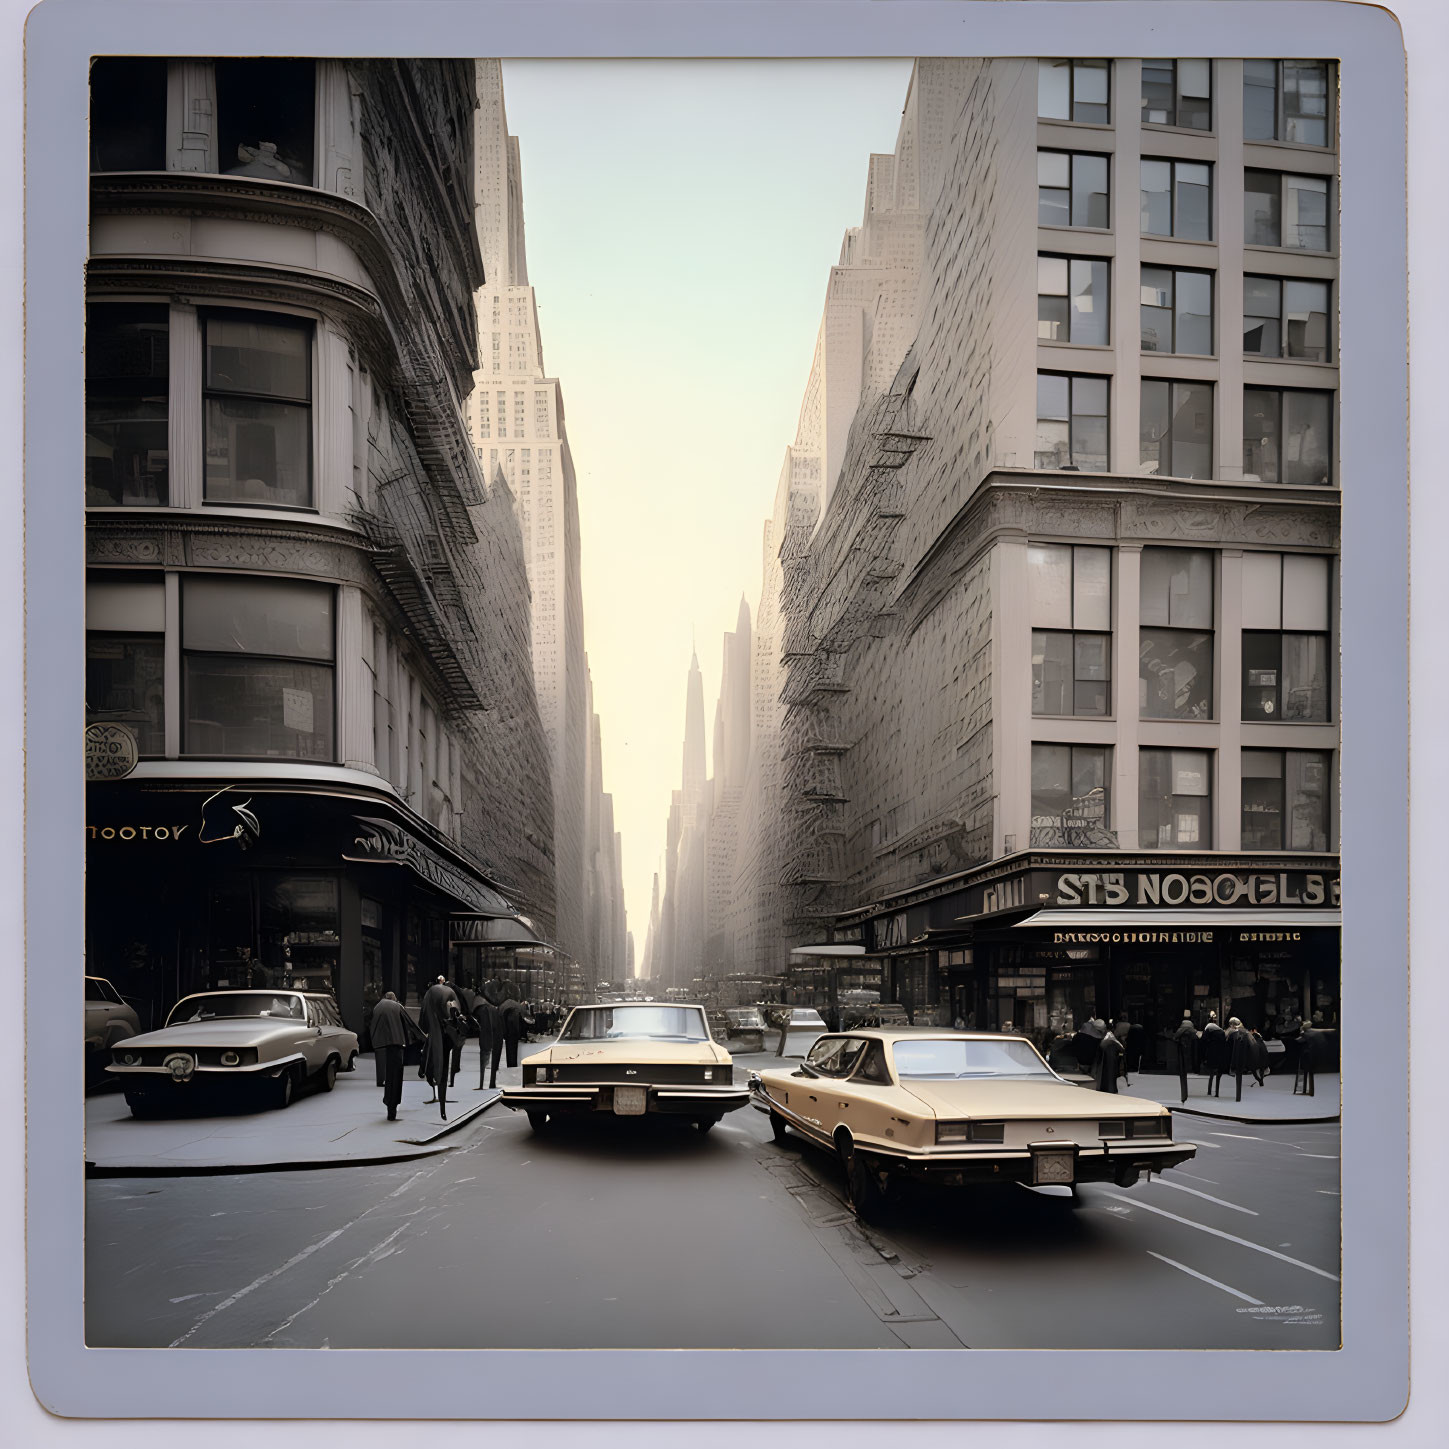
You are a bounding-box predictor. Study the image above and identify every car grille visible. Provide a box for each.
[550,1064,730,1085]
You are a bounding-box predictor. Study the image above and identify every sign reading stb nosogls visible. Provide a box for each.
[83,722,138,781]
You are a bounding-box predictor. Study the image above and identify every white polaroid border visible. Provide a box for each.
[24,0,1408,1423]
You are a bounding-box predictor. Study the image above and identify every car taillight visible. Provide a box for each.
[1130,1116,1170,1138]
[968,1121,1005,1144]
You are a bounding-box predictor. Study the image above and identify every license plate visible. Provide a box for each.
[613,1086,646,1116]
[1032,1149,1075,1185]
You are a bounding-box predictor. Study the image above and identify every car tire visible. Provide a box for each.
[769,1109,790,1145]
[344,1052,358,1073]
[526,1110,550,1135]
[273,1068,296,1111]
[840,1138,890,1223]
[319,1058,338,1093]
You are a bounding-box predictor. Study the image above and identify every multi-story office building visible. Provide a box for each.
[465,60,624,976]
[760,57,1341,1054]
[82,57,558,1033]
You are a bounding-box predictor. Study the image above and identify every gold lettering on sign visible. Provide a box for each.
[87,825,189,841]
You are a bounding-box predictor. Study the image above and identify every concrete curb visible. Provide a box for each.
[1167,1103,1339,1126]
[85,1091,504,1178]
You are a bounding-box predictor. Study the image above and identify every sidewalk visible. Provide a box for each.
[1117,1070,1340,1123]
[85,1042,533,1175]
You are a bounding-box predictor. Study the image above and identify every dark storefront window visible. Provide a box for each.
[215,59,316,187]
[1139,547,1214,718]
[203,312,313,507]
[260,875,340,992]
[90,58,169,172]
[86,634,165,755]
[1139,747,1212,847]
[182,575,335,759]
[86,304,169,507]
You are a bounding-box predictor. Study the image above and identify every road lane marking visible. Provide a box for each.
[1148,1179,1258,1215]
[1210,1132,1271,1142]
[1298,1154,1339,1159]
[1146,1252,1264,1304]
[1174,1136,1221,1148]
[1176,1172,1220,1185]
[261,1222,412,1344]
[1101,1192,1340,1281]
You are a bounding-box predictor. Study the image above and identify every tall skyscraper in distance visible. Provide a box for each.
[467,59,625,974]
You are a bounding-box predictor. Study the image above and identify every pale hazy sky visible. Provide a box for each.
[499,59,915,958]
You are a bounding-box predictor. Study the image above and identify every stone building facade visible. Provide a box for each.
[738,57,1342,1052]
[83,58,560,1035]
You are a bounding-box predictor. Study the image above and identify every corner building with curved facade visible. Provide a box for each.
[83,58,563,1035]
[744,57,1341,1061]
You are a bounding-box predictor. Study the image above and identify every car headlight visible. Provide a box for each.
[220,1050,241,1067]
[1130,1116,1170,1139]
[935,1120,970,1144]
[1099,1119,1127,1138]
[118,1051,139,1067]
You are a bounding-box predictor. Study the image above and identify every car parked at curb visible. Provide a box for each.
[85,975,140,1087]
[106,989,359,1117]
[501,1001,750,1136]
[750,1029,1196,1221]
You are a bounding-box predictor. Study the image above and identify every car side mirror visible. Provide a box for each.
[796,1062,820,1078]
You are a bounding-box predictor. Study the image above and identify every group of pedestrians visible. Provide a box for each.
[1170,1010,1328,1102]
[368,978,536,1123]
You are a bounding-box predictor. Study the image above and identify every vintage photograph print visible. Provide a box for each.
[25,0,1409,1423]
[80,48,1346,1354]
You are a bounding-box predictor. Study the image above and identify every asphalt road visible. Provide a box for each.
[85,1088,1341,1351]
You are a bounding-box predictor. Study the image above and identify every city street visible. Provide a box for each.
[86,1067,1341,1352]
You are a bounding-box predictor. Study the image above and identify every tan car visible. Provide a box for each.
[501,1001,750,1136]
[107,989,359,1117]
[85,976,141,1086]
[751,1030,1196,1221]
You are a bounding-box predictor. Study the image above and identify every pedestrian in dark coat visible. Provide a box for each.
[1201,1012,1229,1096]
[1173,1011,1199,1104]
[445,980,467,1087]
[1296,1022,1323,1096]
[500,990,536,1070]
[1113,1019,1134,1086]
[1226,1017,1252,1103]
[1248,1028,1269,1087]
[419,976,463,1120]
[477,979,505,1088]
[1074,1015,1104,1074]
[369,991,419,1121]
[1095,1028,1123,1093]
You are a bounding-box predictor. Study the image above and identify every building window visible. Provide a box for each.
[1038,150,1110,229]
[1140,379,1213,480]
[86,635,165,755]
[215,59,316,186]
[1141,59,1212,130]
[182,575,335,759]
[1243,60,1332,147]
[1243,276,1331,361]
[1241,552,1331,720]
[86,304,170,507]
[1037,59,1111,123]
[89,58,168,171]
[1139,547,1214,719]
[1038,256,1110,345]
[1029,543,1112,716]
[1031,744,1112,839]
[1242,387,1333,485]
[1035,373,1109,471]
[1140,267,1213,354]
[1140,749,1212,847]
[203,312,313,508]
[1244,170,1330,250]
[1241,750,1331,851]
[1141,159,1212,240]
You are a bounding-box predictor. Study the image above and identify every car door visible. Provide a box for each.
[821,1036,870,1137]
[299,997,330,1071]
[838,1040,901,1151]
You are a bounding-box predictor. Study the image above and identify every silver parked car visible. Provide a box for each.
[107,989,359,1117]
[85,976,140,1087]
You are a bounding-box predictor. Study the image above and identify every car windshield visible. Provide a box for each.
[891,1038,1055,1079]
[728,1010,765,1028]
[560,1005,709,1042]
[166,993,305,1025]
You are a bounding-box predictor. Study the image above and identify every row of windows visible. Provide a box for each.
[1039,150,1332,251]
[1035,373,1333,484]
[1029,545,1332,722]
[1039,256,1330,361]
[1031,743,1332,852]
[1038,58,1333,147]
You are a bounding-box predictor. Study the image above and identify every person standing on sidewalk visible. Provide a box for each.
[475,980,504,1090]
[369,991,418,1122]
[1201,1011,1228,1097]
[1173,1011,1199,1104]
[1113,1019,1134,1087]
[1296,1020,1323,1096]
[500,989,536,1073]
[1095,1025,1122,1093]
[420,976,462,1120]
[1225,1017,1252,1103]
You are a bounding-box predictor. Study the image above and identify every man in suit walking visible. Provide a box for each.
[500,988,536,1074]
[369,992,419,1122]
[475,980,505,1090]
[419,976,463,1120]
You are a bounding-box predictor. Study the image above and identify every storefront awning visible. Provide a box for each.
[1010,909,1341,928]
[789,943,867,957]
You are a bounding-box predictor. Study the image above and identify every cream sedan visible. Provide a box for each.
[501,1002,750,1135]
[751,1030,1196,1220]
